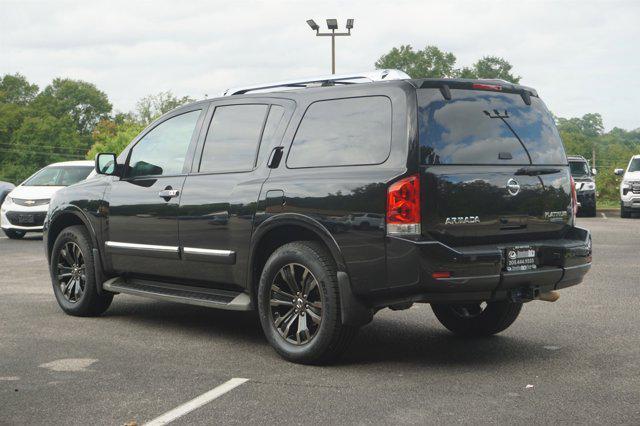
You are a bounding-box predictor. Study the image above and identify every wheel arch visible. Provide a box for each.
[248,213,348,304]
[46,207,99,260]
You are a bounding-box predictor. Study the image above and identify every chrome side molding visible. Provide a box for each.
[104,241,180,259]
[105,241,235,264]
[183,247,236,264]
[105,241,180,252]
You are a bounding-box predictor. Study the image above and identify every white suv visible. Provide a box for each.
[615,155,640,218]
[1,161,94,239]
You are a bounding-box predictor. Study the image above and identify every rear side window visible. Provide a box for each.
[287,96,392,168]
[199,104,269,173]
[418,90,566,165]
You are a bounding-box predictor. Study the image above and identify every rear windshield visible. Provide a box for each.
[418,89,566,165]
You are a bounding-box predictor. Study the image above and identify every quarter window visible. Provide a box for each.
[287,96,392,168]
[256,105,285,167]
[128,110,201,178]
[199,104,269,173]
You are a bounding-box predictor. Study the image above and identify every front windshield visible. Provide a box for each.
[569,161,590,177]
[628,158,640,173]
[23,166,93,187]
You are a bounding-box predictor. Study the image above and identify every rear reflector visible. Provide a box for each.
[386,174,421,235]
[472,83,502,91]
[432,271,451,279]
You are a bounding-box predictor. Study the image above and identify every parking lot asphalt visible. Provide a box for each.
[1,214,639,425]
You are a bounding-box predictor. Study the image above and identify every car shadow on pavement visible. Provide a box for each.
[103,300,265,344]
[341,316,563,367]
[102,300,563,367]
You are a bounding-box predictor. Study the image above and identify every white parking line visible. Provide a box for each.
[601,213,607,219]
[143,378,249,426]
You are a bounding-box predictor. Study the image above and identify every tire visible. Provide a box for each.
[621,204,630,218]
[431,301,522,337]
[3,229,26,239]
[257,241,357,364]
[50,225,113,316]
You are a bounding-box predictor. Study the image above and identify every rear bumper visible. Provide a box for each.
[368,227,592,306]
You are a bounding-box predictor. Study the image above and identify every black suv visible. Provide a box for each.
[44,77,592,364]
[568,155,597,216]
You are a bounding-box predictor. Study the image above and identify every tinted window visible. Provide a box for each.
[128,110,200,178]
[569,161,590,177]
[23,166,93,186]
[199,105,268,173]
[287,96,392,168]
[418,90,566,165]
[628,158,640,172]
[256,105,285,167]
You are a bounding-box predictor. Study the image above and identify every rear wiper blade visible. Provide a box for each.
[515,167,561,176]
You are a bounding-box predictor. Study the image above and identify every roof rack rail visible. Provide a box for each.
[222,69,410,96]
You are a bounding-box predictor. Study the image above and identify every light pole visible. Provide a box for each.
[306,18,354,74]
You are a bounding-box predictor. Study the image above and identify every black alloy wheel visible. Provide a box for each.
[56,241,86,303]
[269,263,323,345]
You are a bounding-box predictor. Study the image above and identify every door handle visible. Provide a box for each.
[159,187,180,200]
[267,147,284,169]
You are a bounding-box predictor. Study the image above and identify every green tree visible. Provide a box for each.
[3,114,84,182]
[136,91,194,125]
[33,78,112,137]
[375,45,458,78]
[0,73,39,105]
[375,45,520,82]
[460,56,521,83]
[86,119,144,159]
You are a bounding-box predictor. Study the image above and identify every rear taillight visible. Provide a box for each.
[570,176,578,219]
[386,174,421,235]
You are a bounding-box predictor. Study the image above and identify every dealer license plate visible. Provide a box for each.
[505,246,537,272]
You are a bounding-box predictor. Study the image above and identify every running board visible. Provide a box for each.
[102,277,252,311]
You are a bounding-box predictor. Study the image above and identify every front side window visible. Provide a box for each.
[287,96,392,168]
[23,166,93,186]
[128,110,201,178]
[199,104,269,173]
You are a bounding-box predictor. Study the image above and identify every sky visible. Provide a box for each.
[1,0,638,131]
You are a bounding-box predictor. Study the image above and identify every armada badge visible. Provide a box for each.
[445,216,480,225]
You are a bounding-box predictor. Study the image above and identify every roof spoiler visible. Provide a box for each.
[222,69,410,96]
[415,78,538,105]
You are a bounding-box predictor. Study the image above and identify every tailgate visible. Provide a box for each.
[417,87,571,247]
[422,165,572,246]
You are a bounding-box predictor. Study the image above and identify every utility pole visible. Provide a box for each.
[306,19,354,74]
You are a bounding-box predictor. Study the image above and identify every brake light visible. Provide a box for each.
[570,176,578,219]
[432,271,451,279]
[472,83,502,91]
[386,174,421,235]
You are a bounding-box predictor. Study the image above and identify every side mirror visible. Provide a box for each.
[95,153,118,176]
[614,168,624,176]
[591,168,597,176]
